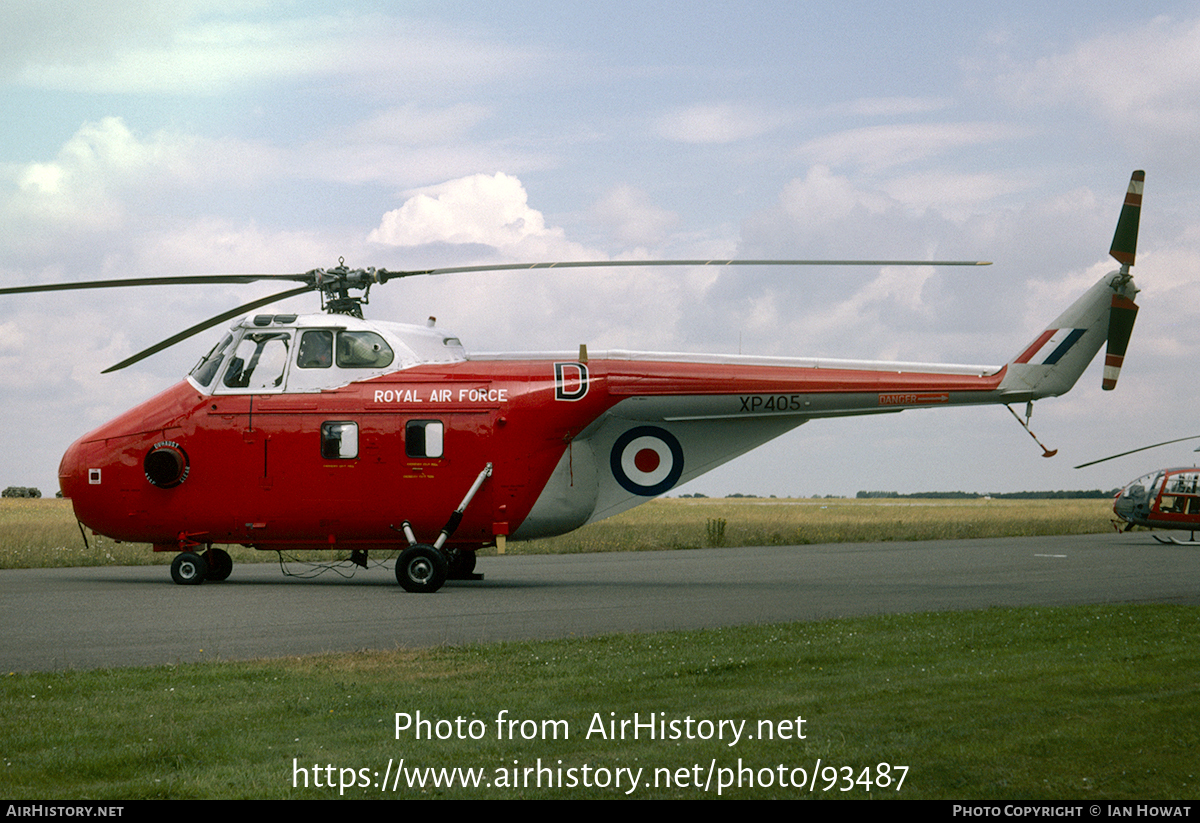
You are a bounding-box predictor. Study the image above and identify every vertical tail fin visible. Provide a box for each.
[1002,171,1143,400]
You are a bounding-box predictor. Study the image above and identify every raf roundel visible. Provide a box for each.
[610,426,685,496]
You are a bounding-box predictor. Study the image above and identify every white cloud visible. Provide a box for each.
[774,165,896,225]
[6,8,545,98]
[131,218,337,276]
[878,171,1030,220]
[2,117,198,236]
[794,122,1026,173]
[737,165,945,265]
[590,185,678,249]
[369,172,568,250]
[998,15,1200,135]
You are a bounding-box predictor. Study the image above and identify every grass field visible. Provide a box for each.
[0,496,1117,568]
[1,604,1195,799]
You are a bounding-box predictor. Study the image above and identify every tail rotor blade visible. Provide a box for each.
[1102,171,1144,391]
[1109,170,1144,267]
[1102,294,1139,391]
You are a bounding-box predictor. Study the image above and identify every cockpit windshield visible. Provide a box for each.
[189,333,234,388]
[1119,471,1161,500]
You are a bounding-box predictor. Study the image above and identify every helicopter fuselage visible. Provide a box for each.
[58,311,1023,556]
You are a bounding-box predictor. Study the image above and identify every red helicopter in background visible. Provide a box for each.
[1076,434,1200,544]
[0,171,1145,591]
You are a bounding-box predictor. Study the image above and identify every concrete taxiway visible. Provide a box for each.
[1,532,1196,671]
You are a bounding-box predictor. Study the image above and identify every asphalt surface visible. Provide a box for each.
[2,532,1197,671]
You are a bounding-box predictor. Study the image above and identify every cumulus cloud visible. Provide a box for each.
[2,117,200,243]
[369,172,568,249]
[738,165,927,262]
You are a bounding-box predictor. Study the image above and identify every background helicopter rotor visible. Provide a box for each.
[1074,435,1200,469]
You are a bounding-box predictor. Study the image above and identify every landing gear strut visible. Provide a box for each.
[392,462,492,593]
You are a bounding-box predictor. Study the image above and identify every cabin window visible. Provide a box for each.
[405,420,444,458]
[321,421,358,459]
[337,331,394,368]
[1158,471,1200,514]
[297,330,333,369]
[1167,472,1200,495]
[222,331,291,390]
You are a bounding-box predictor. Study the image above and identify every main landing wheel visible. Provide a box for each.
[203,547,233,581]
[447,548,478,580]
[395,544,448,593]
[171,551,208,586]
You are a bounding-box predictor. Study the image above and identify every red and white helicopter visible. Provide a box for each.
[1111,467,1200,544]
[1,171,1145,591]
[1076,434,1200,544]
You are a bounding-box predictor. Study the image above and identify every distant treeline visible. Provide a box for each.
[855,490,1117,500]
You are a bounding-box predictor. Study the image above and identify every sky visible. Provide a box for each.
[3,1,1200,500]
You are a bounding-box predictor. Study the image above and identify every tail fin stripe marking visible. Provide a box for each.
[1016,328,1087,366]
[1042,328,1088,365]
[1015,329,1056,364]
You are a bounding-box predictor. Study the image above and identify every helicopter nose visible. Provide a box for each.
[57,436,93,500]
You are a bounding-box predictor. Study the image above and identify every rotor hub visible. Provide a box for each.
[311,260,387,318]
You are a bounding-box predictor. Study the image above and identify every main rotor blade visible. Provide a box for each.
[102,285,314,373]
[1074,434,1200,469]
[382,259,992,279]
[4,258,991,373]
[0,273,311,296]
[1,259,990,294]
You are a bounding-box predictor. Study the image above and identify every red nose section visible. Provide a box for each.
[55,380,205,541]
[57,436,87,500]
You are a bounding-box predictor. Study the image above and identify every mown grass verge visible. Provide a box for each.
[1,604,1195,800]
[0,497,1117,568]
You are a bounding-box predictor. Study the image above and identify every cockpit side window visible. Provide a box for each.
[222,331,291,391]
[297,330,333,369]
[337,331,394,368]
